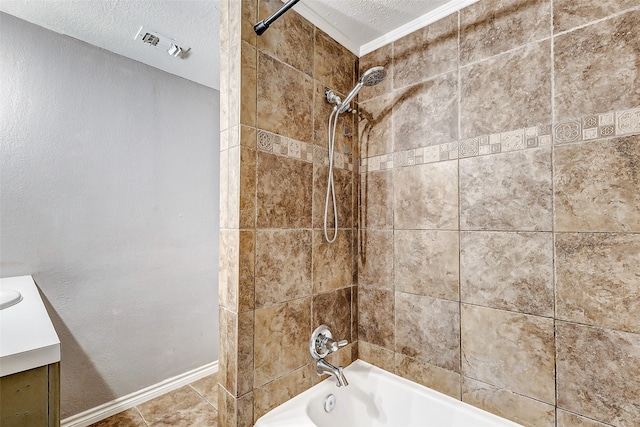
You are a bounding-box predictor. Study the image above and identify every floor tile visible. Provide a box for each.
[88,408,147,427]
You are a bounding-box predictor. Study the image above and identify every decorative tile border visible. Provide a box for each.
[256,130,354,172]
[361,106,640,172]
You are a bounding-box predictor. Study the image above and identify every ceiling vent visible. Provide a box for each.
[134,26,190,59]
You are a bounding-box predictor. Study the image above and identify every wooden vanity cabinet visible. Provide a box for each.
[0,362,59,426]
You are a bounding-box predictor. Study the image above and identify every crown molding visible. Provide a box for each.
[359,0,479,56]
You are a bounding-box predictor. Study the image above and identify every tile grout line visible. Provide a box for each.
[251,10,259,414]
[389,38,397,375]
[550,0,556,125]
[460,35,552,70]
[134,406,150,427]
[556,408,618,427]
[357,227,640,234]
[188,384,218,411]
[553,5,640,38]
[383,25,552,100]
[453,4,640,76]
[549,2,559,426]
[456,8,464,402]
[310,23,317,375]
[445,299,558,320]
[462,374,556,407]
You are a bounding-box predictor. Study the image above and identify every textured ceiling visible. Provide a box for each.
[0,0,220,89]
[311,0,451,31]
[0,0,478,90]
[291,0,478,55]
[295,0,449,50]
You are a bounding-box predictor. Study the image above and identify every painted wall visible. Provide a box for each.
[217,0,358,425]
[0,13,220,418]
[357,1,640,426]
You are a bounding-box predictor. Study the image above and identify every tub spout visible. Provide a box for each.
[316,358,349,387]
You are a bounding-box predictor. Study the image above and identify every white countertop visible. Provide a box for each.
[0,275,61,376]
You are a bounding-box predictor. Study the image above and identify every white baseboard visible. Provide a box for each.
[61,360,218,427]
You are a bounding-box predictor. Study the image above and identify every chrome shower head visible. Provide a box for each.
[337,66,387,113]
[360,66,387,87]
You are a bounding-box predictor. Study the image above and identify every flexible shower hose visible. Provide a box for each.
[324,106,340,243]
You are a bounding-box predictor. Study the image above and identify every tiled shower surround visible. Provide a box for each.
[218,0,358,425]
[220,0,640,426]
[356,1,640,426]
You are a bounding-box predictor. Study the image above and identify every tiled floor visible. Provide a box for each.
[89,373,218,427]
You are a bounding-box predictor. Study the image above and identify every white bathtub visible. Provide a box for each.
[255,360,523,427]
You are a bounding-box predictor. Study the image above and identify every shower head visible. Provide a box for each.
[360,66,387,87]
[337,66,386,113]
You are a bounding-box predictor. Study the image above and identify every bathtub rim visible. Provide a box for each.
[255,358,524,427]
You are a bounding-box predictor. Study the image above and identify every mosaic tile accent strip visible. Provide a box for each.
[501,129,525,152]
[257,130,275,152]
[459,138,479,158]
[361,106,640,172]
[256,130,353,171]
[314,146,328,165]
[553,120,582,144]
[617,108,640,135]
[552,107,640,145]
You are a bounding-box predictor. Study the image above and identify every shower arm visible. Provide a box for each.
[254,0,302,35]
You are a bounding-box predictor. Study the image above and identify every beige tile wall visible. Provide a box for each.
[221,0,639,426]
[357,1,640,426]
[219,1,358,426]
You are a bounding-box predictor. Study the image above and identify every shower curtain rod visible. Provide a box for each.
[254,0,301,35]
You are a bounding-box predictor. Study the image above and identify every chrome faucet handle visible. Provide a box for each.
[326,338,348,353]
[310,325,348,360]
